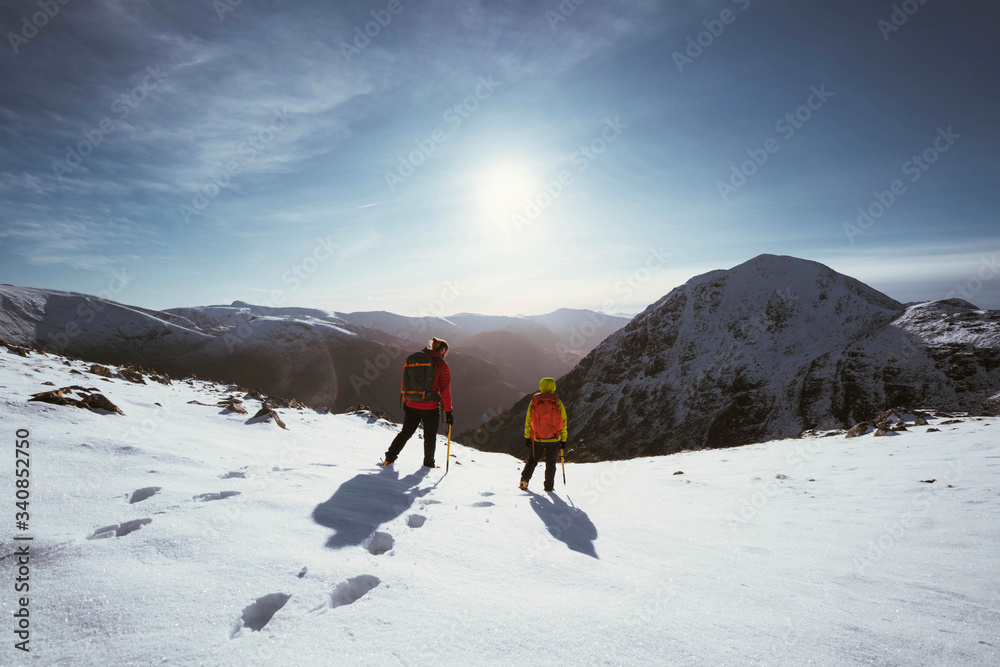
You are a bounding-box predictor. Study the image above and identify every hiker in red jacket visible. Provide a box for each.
[382,337,453,468]
[520,377,568,492]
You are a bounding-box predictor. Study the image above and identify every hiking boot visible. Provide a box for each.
[544,486,554,492]
[379,459,394,467]
[519,481,528,491]
[422,461,435,468]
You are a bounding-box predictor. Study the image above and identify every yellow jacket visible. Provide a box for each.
[524,377,568,442]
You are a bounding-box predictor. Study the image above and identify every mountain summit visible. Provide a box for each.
[467,255,1000,459]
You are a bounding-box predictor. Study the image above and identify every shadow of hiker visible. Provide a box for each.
[312,467,431,549]
[528,492,599,559]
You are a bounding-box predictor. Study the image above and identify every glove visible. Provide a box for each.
[525,438,532,448]
[445,411,454,426]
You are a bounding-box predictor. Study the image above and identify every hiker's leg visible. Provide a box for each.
[521,447,539,483]
[543,443,558,490]
[421,408,440,467]
[385,406,421,462]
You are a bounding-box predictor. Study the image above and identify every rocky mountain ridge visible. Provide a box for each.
[462,255,1000,460]
[0,285,626,433]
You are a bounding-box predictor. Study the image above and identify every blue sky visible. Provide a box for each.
[1,0,998,316]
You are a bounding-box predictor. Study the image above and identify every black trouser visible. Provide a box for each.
[521,441,560,490]
[385,405,439,466]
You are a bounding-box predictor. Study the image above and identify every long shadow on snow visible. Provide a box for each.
[312,467,431,549]
[528,492,598,559]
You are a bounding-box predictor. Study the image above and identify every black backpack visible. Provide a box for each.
[401,351,440,403]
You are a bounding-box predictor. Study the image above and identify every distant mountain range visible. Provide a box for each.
[8,254,998,461]
[465,255,1000,460]
[0,285,628,433]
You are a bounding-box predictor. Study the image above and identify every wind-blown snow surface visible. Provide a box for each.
[1,346,998,665]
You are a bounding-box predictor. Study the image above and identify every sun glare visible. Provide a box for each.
[478,162,536,223]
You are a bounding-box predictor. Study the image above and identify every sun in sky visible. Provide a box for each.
[476,161,538,227]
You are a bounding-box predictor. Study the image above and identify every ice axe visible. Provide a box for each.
[445,424,451,472]
[561,446,566,485]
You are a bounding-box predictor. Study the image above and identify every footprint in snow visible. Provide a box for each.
[480,492,495,497]
[471,501,495,508]
[193,491,241,502]
[231,593,291,638]
[219,471,246,479]
[363,531,395,555]
[406,514,427,528]
[329,575,380,609]
[419,499,441,506]
[87,518,152,540]
[128,487,161,504]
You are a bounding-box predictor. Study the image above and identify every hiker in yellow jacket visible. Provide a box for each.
[520,377,568,492]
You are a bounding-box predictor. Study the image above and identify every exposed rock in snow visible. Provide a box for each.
[28,385,125,415]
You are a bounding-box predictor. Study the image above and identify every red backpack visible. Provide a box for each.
[530,393,563,440]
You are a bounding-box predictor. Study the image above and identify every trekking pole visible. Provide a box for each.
[561,447,567,486]
[446,424,452,472]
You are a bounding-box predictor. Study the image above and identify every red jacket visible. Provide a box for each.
[402,347,453,412]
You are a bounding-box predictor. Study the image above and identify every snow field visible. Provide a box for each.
[1,346,998,665]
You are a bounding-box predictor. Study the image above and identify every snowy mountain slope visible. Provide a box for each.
[466,255,1000,460]
[1,342,998,665]
[0,288,526,432]
[0,284,212,365]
